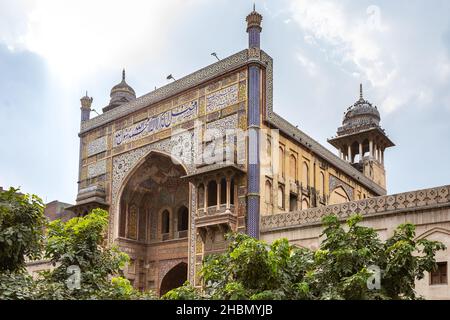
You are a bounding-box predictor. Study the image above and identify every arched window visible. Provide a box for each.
[279,147,285,178]
[319,172,325,196]
[266,137,272,168]
[302,162,309,188]
[230,177,235,205]
[278,185,284,209]
[289,154,297,180]
[127,205,138,240]
[302,198,309,209]
[265,180,272,204]
[197,183,205,208]
[220,178,227,205]
[177,206,188,232]
[161,210,170,234]
[207,180,217,207]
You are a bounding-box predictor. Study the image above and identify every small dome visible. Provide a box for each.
[103,69,136,112]
[341,84,380,131]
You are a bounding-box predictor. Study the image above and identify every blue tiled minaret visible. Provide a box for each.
[246,7,263,239]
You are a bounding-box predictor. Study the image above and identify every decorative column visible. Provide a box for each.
[78,92,93,192]
[216,179,221,210]
[203,182,207,212]
[369,140,374,159]
[347,145,352,163]
[246,7,263,239]
[359,142,363,161]
[226,177,231,210]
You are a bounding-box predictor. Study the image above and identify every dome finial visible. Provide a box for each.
[122,69,126,81]
[359,83,363,100]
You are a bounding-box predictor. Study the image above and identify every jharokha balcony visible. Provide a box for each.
[183,163,242,242]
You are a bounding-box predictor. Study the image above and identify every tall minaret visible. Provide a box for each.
[80,92,93,122]
[246,6,263,239]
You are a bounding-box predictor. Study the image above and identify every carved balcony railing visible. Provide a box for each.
[196,204,237,241]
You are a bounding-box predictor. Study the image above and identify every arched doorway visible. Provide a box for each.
[118,152,189,241]
[160,262,188,296]
[117,152,190,293]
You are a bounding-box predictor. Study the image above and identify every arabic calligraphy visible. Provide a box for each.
[206,84,238,113]
[114,100,198,146]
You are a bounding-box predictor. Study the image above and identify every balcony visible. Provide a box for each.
[195,204,237,242]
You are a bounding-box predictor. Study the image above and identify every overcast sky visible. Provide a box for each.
[1,0,450,203]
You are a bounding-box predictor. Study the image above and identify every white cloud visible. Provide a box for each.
[286,0,450,114]
[0,0,203,84]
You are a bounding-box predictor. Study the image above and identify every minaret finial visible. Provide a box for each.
[359,83,363,100]
[246,3,263,48]
[122,69,126,81]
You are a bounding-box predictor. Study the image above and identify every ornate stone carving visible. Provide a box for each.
[261,185,450,231]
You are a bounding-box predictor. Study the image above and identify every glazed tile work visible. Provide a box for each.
[114,100,198,147]
[87,159,106,178]
[87,136,107,157]
[206,83,238,113]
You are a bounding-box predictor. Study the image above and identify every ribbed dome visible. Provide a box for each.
[103,69,136,112]
[340,84,380,133]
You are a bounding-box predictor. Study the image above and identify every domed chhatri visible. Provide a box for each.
[341,84,380,133]
[103,69,136,112]
[328,84,394,190]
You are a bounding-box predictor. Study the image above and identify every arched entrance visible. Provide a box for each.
[117,151,190,293]
[160,262,188,296]
[119,152,189,241]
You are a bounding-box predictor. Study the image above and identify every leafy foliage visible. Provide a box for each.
[165,214,445,300]
[36,208,155,299]
[0,189,155,300]
[161,281,203,300]
[0,187,47,272]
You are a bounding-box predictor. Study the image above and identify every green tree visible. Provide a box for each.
[0,189,155,300]
[37,208,155,300]
[165,214,445,300]
[0,187,47,272]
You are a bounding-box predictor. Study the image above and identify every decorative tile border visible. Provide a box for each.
[261,185,450,231]
[80,50,249,134]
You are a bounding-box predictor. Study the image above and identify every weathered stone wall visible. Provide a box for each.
[261,185,450,299]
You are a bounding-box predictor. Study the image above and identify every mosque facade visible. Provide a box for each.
[68,9,450,298]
